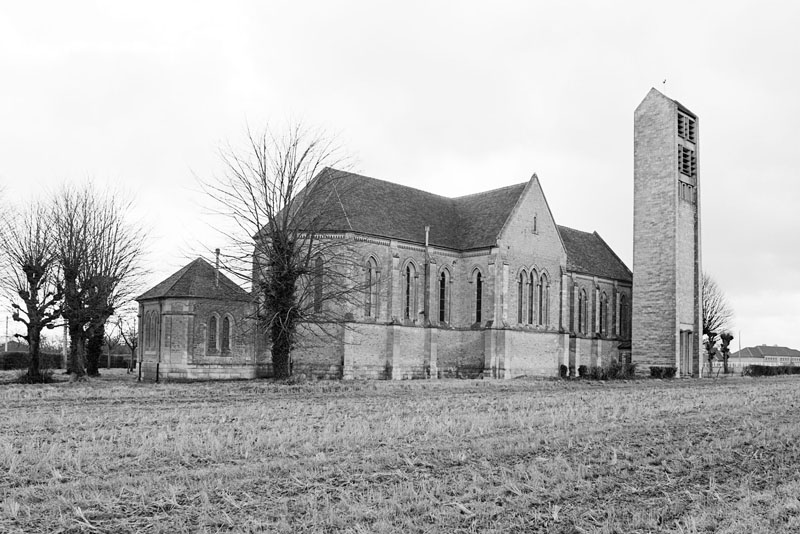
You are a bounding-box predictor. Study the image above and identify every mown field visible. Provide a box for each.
[1,371,799,533]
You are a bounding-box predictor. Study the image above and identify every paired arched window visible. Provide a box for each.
[404,262,417,320]
[474,269,483,324]
[208,314,233,353]
[517,271,525,324]
[365,257,378,318]
[438,269,450,323]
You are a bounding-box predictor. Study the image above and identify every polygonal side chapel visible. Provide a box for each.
[137,258,258,380]
[138,170,632,381]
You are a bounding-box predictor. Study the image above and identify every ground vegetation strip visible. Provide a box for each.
[1,372,800,533]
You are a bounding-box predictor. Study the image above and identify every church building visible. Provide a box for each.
[137,169,632,381]
[137,88,701,381]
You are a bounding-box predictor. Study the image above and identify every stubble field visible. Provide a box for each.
[1,371,799,533]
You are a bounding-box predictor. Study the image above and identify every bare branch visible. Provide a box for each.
[200,121,365,378]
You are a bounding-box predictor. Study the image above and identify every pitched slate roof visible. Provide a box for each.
[557,226,632,282]
[137,258,250,302]
[297,168,527,251]
[731,345,800,359]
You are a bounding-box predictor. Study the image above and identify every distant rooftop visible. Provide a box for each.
[730,345,800,359]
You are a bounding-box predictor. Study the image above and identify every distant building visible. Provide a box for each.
[726,345,800,371]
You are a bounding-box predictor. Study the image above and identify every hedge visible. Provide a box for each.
[743,365,800,377]
[650,366,677,379]
[0,352,62,370]
[0,352,134,370]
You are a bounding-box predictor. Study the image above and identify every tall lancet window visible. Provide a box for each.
[475,271,483,324]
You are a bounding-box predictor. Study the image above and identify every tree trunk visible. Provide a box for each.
[68,325,87,378]
[271,322,293,379]
[27,327,42,381]
[86,325,104,376]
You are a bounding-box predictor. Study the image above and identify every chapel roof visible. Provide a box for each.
[137,258,251,302]
[557,225,632,283]
[731,345,800,359]
[296,168,527,251]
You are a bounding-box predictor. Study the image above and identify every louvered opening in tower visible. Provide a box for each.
[678,113,696,143]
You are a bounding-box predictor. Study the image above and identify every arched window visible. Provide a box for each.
[538,273,549,326]
[221,316,231,352]
[475,271,483,324]
[404,263,417,320]
[313,256,323,313]
[599,292,608,335]
[148,312,159,351]
[620,294,630,339]
[144,312,150,350]
[439,270,448,323]
[208,315,218,351]
[365,257,378,318]
[517,271,525,324]
[528,271,536,324]
[578,289,587,334]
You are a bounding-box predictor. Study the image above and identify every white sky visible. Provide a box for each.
[1,1,798,350]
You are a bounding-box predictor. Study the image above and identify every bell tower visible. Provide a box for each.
[632,88,702,376]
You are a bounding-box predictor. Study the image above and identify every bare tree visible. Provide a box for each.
[52,184,146,379]
[702,272,734,353]
[104,325,121,369]
[203,123,366,379]
[117,314,138,373]
[0,201,62,382]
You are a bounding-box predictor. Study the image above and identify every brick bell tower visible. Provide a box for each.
[632,88,702,376]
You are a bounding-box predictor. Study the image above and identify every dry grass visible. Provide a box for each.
[1,370,800,533]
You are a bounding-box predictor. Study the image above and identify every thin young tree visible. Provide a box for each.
[0,201,62,382]
[203,123,366,378]
[52,184,145,379]
[104,325,121,369]
[702,271,734,354]
[117,314,138,372]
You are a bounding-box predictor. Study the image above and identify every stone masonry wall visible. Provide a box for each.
[633,89,679,371]
[437,329,484,378]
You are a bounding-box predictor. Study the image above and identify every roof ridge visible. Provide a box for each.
[452,182,527,201]
[329,168,457,201]
[558,224,591,235]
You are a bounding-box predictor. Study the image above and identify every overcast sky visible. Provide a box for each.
[2,1,798,350]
